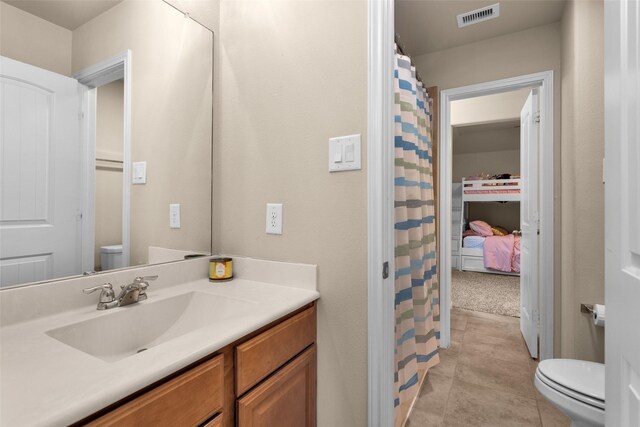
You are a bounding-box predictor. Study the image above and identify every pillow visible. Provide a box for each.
[492,226,509,236]
[469,220,493,237]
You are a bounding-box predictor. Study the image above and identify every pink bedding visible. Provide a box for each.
[469,220,493,236]
[483,235,521,273]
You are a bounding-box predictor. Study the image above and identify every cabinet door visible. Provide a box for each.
[237,345,316,427]
[88,355,224,426]
[202,413,223,427]
[236,306,316,396]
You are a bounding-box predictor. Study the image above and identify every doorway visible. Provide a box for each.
[438,72,555,361]
[93,79,125,272]
[74,51,132,273]
[449,89,527,320]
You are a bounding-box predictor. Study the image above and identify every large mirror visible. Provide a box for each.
[0,0,213,288]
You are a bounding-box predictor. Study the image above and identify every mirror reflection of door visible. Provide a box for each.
[0,56,83,287]
[94,80,125,272]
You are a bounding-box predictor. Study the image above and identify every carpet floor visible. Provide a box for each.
[451,270,520,318]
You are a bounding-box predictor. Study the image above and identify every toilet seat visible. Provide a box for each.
[537,359,605,403]
[535,370,605,409]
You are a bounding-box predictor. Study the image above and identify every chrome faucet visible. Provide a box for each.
[83,275,158,310]
[83,283,117,310]
[119,275,157,305]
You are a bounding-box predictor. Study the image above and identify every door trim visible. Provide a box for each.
[438,71,554,360]
[367,0,395,425]
[74,50,132,270]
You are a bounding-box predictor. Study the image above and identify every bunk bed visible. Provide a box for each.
[457,177,521,276]
[461,178,521,201]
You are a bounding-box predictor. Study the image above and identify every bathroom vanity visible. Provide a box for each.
[83,304,316,426]
[0,257,319,427]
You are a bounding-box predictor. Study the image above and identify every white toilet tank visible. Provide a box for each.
[100,244,123,271]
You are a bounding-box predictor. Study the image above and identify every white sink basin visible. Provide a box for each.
[46,291,256,362]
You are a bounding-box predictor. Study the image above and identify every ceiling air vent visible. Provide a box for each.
[457,3,500,28]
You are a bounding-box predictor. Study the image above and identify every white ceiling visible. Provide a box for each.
[453,120,520,154]
[395,0,567,57]
[3,0,123,30]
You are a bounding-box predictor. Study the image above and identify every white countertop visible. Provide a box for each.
[0,259,319,426]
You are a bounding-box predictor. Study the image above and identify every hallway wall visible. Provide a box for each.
[560,0,605,362]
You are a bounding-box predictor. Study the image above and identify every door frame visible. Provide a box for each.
[74,50,132,270]
[438,72,554,360]
[367,0,395,425]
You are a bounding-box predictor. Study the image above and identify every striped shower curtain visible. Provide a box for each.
[393,49,440,422]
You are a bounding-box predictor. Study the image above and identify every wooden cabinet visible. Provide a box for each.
[81,304,316,427]
[203,413,223,427]
[88,355,224,427]
[237,345,316,427]
[236,305,316,395]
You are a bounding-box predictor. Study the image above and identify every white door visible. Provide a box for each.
[520,89,539,358]
[0,56,83,287]
[604,0,640,425]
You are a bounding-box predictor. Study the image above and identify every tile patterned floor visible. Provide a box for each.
[406,308,571,427]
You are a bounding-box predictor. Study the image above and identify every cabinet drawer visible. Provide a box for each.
[237,345,316,427]
[202,413,223,427]
[236,306,316,396]
[89,354,224,427]
[461,256,485,271]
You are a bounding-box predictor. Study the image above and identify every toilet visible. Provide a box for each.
[100,244,124,271]
[534,359,605,427]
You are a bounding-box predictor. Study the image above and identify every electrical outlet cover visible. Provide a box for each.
[266,203,283,234]
[169,203,180,228]
[132,161,147,184]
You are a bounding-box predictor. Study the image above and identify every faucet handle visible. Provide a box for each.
[134,275,158,283]
[83,283,113,295]
[83,283,116,309]
[134,276,157,301]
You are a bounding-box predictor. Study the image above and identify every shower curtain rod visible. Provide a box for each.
[394,37,425,87]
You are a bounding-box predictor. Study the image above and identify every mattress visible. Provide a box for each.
[463,236,486,248]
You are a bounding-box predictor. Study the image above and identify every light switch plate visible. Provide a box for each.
[266,203,283,235]
[132,161,147,184]
[169,203,181,228]
[329,134,361,172]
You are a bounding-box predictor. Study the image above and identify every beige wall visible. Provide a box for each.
[94,81,124,270]
[216,1,368,425]
[451,88,530,126]
[0,1,72,76]
[414,22,565,356]
[453,149,520,182]
[560,0,605,362]
[72,0,213,266]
